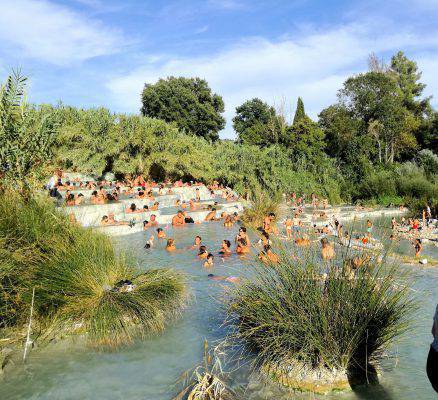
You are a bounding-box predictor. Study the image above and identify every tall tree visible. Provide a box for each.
[233,98,280,146]
[389,51,430,116]
[141,77,225,142]
[292,97,306,125]
[287,116,325,162]
[339,71,417,163]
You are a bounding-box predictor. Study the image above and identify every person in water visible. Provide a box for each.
[236,226,251,247]
[258,244,279,264]
[219,239,232,255]
[223,215,234,227]
[191,235,202,249]
[156,227,166,238]
[263,212,278,234]
[320,237,335,260]
[236,237,250,254]
[427,303,438,393]
[366,220,373,238]
[414,238,423,257]
[166,238,176,251]
[204,253,214,268]
[172,210,186,226]
[207,274,240,283]
[143,214,158,229]
[205,207,217,221]
[198,245,208,259]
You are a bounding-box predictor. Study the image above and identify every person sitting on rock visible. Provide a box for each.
[172,210,186,226]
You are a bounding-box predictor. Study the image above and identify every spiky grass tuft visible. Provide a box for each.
[0,191,187,348]
[227,245,416,392]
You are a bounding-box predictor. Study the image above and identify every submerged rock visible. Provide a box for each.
[261,360,350,395]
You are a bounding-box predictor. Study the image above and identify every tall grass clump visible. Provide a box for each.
[241,192,281,229]
[0,191,187,348]
[227,247,415,394]
[174,340,238,400]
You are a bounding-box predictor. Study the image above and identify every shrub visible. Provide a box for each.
[227,247,415,393]
[0,192,188,348]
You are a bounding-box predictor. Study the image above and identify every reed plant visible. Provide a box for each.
[227,246,415,393]
[0,191,187,348]
[241,192,281,229]
[174,340,237,400]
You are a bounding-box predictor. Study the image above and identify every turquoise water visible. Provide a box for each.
[1,221,437,399]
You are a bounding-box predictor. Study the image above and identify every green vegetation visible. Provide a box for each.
[141,76,225,142]
[227,249,415,393]
[241,192,281,228]
[0,70,58,192]
[1,50,436,211]
[0,191,187,348]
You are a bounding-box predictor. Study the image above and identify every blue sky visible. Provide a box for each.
[1,0,437,139]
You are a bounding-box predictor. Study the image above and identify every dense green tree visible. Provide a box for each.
[292,97,306,125]
[339,71,417,163]
[389,51,431,116]
[288,116,325,159]
[141,76,225,141]
[233,98,281,146]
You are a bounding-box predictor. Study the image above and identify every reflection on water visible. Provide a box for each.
[1,220,437,400]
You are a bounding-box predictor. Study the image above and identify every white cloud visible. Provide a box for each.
[107,22,438,139]
[0,0,123,65]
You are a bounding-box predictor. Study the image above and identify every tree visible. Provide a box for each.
[339,71,417,163]
[141,77,225,142]
[233,98,280,146]
[287,116,325,162]
[0,71,57,192]
[292,97,306,125]
[389,51,431,116]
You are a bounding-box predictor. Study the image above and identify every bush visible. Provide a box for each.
[227,247,415,393]
[0,192,188,348]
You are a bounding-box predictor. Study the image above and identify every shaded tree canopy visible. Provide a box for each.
[141,76,225,142]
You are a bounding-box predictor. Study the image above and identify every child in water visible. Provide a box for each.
[198,246,208,259]
[204,253,214,268]
[156,228,166,238]
[166,238,176,251]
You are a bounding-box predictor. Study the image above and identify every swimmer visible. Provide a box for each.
[126,203,142,214]
[236,226,251,247]
[191,235,202,249]
[143,214,158,229]
[166,238,176,252]
[236,237,250,254]
[223,215,234,227]
[204,253,214,268]
[101,215,109,225]
[321,238,335,260]
[198,245,208,259]
[219,240,232,255]
[156,227,166,239]
[207,274,240,283]
[205,208,217,222]
[263,212,278,234]
[172,210,186,226]
[258,244,279,264]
